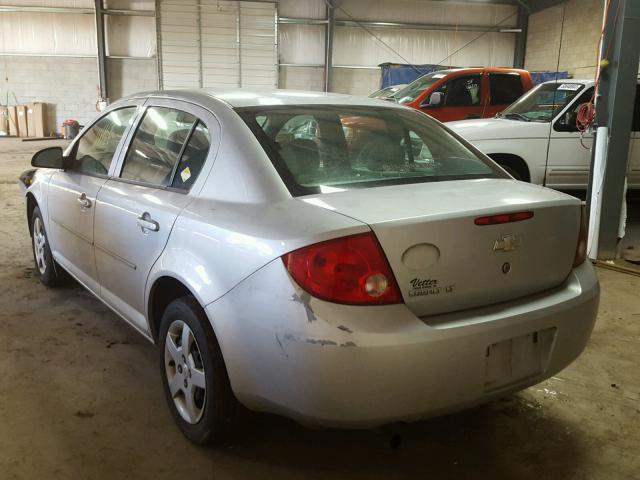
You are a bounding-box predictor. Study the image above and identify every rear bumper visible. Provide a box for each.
[207,260,599,428]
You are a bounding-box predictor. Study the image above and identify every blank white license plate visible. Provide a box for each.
[484,328,556,391]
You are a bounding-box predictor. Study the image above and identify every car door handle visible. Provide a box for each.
[77,193,91,209]
[136,213,159,232]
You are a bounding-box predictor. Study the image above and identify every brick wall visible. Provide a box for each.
[525,0,603,79]
[332,69,380,95]
[278,66,325,91]
[278,66,381,96]
[0,56,100,135]
[0,56,158,136]
[107,58,158,100]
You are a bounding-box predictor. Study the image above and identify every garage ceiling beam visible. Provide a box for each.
[95,0,108,103]
[324,4,335,92]
[279,18,519,34]
[0,5,94,14]
[279,18,328,25]
[0,5,154,16]
[513,5,528,68]
[103,9,155,17]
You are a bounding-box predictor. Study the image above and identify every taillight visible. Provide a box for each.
[474,211,534,225]
[282,232,402,305]
[573,206,587,267]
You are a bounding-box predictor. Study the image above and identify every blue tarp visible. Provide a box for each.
[530,71,570,85]
[379,62,570,88]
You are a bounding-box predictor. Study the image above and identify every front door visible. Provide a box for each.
[545,87,595,189]
[94,101,215,334]
[47,106,138,292]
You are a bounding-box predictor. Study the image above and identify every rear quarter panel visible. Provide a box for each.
[145,198,369,312]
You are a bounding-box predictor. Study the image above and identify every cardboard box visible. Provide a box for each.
[8,106,19,137]
[16,105,28,137]
[0,106,8,136]
[27,103,47,137]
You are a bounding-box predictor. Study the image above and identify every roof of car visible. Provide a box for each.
[132,88,405,109]
[418,67,529,77]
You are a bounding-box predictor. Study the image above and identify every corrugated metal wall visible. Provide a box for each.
[0,0,522,96]
[277,0,518,94]
[158,0,277,90]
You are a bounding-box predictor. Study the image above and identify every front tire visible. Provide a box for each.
[159,296,243,445]
[31,206,66,286]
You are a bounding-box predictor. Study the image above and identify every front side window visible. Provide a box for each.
[489,73,523,105]
[500,82,585,123]
[70,107,136,175]
[439,75,482,107]
[121,107,196,187]
[394,72,447,104]
[554,87,595,132]
[238,105,505,196]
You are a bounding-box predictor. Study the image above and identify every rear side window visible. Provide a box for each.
[71,107,136,176]
[489,73,524,105]
[237,105,505,196]
[121,107,196,187]
[171,122,211,190]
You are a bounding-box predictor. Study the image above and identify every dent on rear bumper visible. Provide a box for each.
[206,260,599,428]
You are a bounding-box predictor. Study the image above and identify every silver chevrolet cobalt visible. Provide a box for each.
[21,89,599,444]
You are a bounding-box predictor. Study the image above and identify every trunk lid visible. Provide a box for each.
[299,179,581,317]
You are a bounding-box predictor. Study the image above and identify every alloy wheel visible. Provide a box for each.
[164,320,207,424]
[33,216,47,275]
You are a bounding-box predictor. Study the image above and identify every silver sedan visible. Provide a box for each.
[20,89,599,445]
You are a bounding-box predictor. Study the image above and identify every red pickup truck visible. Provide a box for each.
[393,67,534,122]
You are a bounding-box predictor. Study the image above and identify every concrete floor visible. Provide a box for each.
[1,138,639,479]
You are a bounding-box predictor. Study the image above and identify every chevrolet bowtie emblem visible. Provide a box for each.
[493,234,522,252]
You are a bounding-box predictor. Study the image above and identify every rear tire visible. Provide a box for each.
[159,296,244,445]
[31,206,66,287]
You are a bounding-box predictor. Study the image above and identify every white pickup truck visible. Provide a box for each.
[448,79,640,189]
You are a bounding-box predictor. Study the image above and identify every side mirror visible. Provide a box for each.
[31,146,64,169]
[422,91,443,108]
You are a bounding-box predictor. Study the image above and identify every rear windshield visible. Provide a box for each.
[237,105,505,196]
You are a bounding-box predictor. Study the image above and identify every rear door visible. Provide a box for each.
[47,106,138,292]
[94,100,217,333]
[420,74,484,122]
[486,72,525,118]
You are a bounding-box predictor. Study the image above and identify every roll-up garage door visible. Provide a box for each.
[158,0,277,90]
